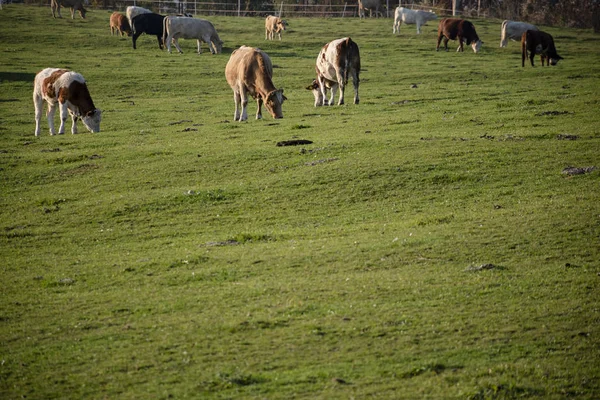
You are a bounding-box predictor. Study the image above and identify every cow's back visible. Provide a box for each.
[226,46,273,90]
[132,13,165,35]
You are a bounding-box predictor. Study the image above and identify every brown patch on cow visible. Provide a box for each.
[42,69,68,99]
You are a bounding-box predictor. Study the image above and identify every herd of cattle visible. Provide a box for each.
[34,2,564,135]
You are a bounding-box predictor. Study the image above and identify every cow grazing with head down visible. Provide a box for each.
[265,15,287,40]
[51,0,86,19]
[162,16,223,54]
[393,7,437,34]
[358,0,383,18]
[437,18,482,53]
[308,37,360,107]
[225,46,287,121]
[521,30,563,67]
[33,68,101,136]
[131,13,166,49]
[110,12,132,36]
[500,20,538,47]
[126,6,152,27]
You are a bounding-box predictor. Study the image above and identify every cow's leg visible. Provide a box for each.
[156,35,163,50]
[256,98,263,120]
[238,87,248,121]
[57,103,69,135]
[70,7,75,19]
[457,37,464,52]
[174,37,184,54]
[416,22,421,34]
[529,50,535,66]
[34,95,44,137]
[443,37,449,51]
[317,77,329,106]
[352,71,360,105]
[329,84,338,106]
[46,103,57,135]
[132,32,140,49]
[336,71,346,105]
[232,91,241,121]
[69,111,78,134]
[436,35,442,51]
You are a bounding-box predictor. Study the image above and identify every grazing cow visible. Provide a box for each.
[126,6,152,26]
[309,37,360,107]
[110,12,132,37]
[51,0,86,19]
[358,0,383,18]
[265,15,287,40]
[132,13,166,50]
[225,46,287,121]
[162,16,223,54]
[500,20,538,47]
[393,7,437,34]
[33,68,101,136]
[436,18,482,53]
[521,30,563,67]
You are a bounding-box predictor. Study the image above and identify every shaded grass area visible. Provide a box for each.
[1,5,600,399]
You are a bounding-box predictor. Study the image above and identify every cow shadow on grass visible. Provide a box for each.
[0,72,36,83]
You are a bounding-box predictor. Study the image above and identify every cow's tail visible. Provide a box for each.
[521,32,527,67]
[342,38,353,85]
[162,16,168,49]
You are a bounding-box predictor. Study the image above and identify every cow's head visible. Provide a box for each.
[306,79,326,107]
[265,89,286,119]
[471,40,483,53]
[212,38,223,54]
[78,6,87,19]
[549,54,563,66]
[81,109,102,133]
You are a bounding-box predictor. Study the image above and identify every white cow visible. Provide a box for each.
[126,6,151,27]
[33,68,101,136]
[393,7,437,34]
[162,16,223,54]
[358,0,383,18]
[310,37,360,106]
[500,20,539,47]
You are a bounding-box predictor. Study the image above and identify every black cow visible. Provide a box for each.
[521,30,563,67]
[436,18,483,53]
[132,13,166,49]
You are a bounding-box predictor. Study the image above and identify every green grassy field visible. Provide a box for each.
[1,5,599,399]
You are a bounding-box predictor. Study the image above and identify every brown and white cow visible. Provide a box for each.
[225,46,287,121]
[265,15,287,40]
[33,68,101,136]
[436,18,482,53]
[521,30,563,67]
[500,20,538,47]
[308,37,360,107]
[51,0,86,19]
[110,12,132,36]
[163,16,223,54]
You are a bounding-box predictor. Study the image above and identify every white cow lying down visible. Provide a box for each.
[163,16,223,54]
[500,20,539,47]
[393,7,437,34]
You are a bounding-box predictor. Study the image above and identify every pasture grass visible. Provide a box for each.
[1,5,599,399]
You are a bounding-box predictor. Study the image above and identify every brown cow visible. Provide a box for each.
[265,15,286,40]
[521,30,563,67]
[225,46,287,121]
[307,37,360,107]
[33,68,102,136]
[436,18,482,53]
[51,0,86,19]
[110,12,132,36]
